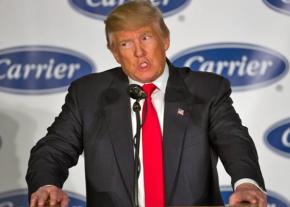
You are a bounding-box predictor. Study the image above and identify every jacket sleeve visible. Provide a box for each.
[26,81,83,196]
[208,77,265,191]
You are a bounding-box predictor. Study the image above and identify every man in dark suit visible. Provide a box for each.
[26,1,266,207]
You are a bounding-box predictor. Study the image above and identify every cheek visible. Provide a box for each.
[118,54,136,70]
[119,51,134,61]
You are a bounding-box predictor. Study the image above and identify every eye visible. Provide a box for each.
[142,34,152,41]
[119,41,132,48]
[121,42,127,47]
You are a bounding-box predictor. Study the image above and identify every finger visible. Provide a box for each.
[242,190,266,207]
[48,188,61,206]
[258,199,267,207]
[229,191,257,205]
[30,193,38,207]
[60,191,69,207]
[257,192,267,207]
[35,189,50,206]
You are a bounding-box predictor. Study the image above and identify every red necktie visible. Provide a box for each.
[142,83,165,207]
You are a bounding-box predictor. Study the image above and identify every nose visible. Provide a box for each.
[134,42,145,57]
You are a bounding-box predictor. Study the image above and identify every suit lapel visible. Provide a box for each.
[163,64,193,202]
[104,69,134,202]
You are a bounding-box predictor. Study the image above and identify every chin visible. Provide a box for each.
[134,75,154,83]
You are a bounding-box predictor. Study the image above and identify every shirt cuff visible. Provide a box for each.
[234,178,267,194]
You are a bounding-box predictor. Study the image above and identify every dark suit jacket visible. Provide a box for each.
[26,61,265,206]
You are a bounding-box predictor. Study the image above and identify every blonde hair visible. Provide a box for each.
[104,0,169,49]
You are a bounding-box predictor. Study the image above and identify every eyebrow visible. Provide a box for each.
[142,31,152,35]
[116,30,154,43]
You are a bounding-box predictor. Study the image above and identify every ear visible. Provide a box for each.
[110,47,121,64]
[163,35,170,51]
[108,33,121,63]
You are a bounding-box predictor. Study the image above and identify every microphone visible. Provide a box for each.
[127,84,146,100]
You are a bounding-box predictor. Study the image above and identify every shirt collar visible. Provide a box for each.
[128,63,169,93]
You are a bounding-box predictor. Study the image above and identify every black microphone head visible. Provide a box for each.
[127,84,146,100]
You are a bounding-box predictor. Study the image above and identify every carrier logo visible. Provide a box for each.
[69,0,190,19]
[221,186,290,207]
[265,118,290,157]
[171,43,289,91]
[0,46,95,94]
[264,0,290,16]
[0,189,86,207]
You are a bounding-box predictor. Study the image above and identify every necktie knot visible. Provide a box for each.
[142,83,156,97]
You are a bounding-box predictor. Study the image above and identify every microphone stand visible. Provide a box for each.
[132,99,142,207]
[127,83,146,207]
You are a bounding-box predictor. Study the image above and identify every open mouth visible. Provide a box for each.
[139,60,150,70]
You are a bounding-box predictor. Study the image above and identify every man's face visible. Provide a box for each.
[110,24,170,83]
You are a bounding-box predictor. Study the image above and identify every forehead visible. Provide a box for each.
[111,24,161,41]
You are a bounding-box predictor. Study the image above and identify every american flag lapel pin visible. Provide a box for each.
[177,108,184,116]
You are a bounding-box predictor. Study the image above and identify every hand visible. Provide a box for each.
[229,183,267,207]
[30,185,68,207]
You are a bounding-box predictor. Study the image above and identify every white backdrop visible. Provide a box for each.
[0,0,289,206]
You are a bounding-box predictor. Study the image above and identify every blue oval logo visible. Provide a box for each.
[265,118,290,157]
[69,0,191,19]
[0,189,86,207]
[171,43,289,91]
[0,46,95,94]
[264,0,290,15]
[221,186,290,207]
